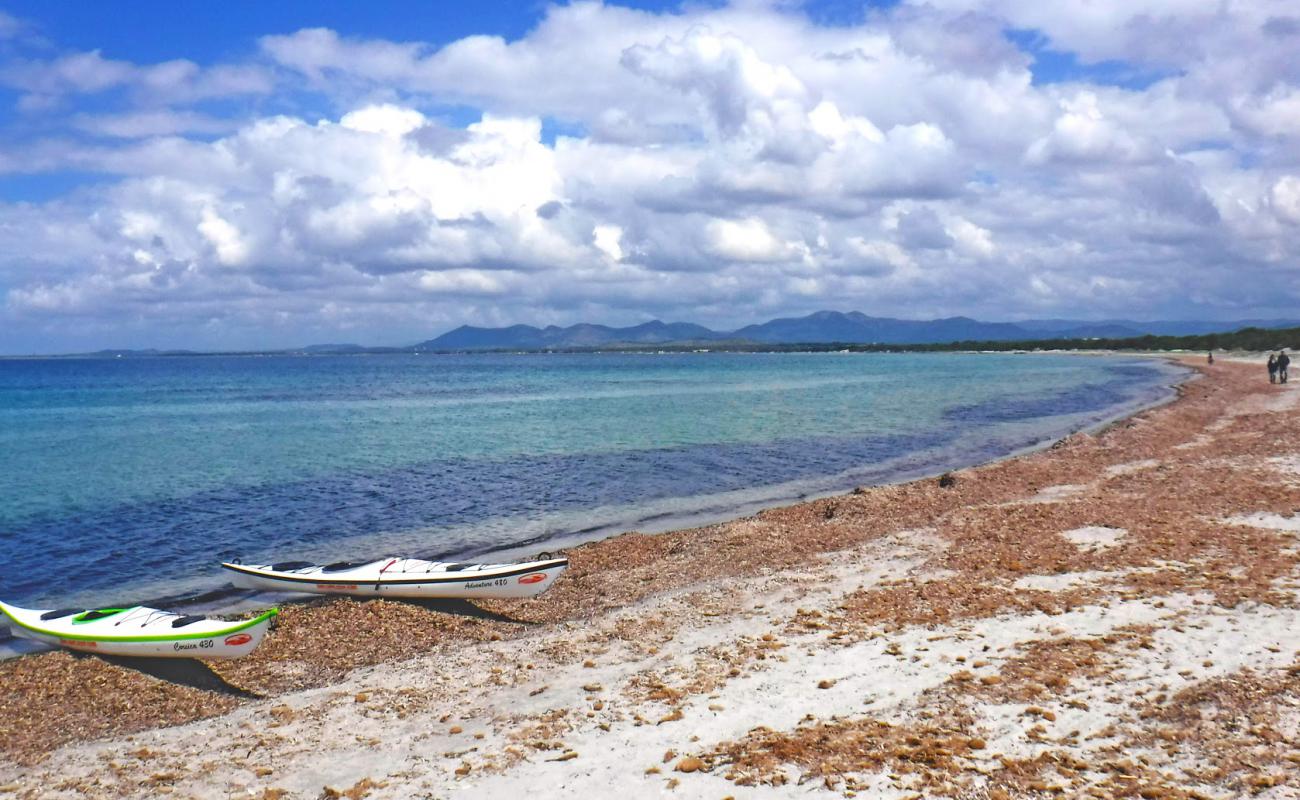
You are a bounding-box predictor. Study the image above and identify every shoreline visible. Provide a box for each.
[5,356,1300,798]
[0,351,1185,628]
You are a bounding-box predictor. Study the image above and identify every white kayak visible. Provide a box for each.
[221,555,569,599]
[0,600,276,659]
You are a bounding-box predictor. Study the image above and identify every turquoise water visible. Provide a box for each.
[0,352,1183,609]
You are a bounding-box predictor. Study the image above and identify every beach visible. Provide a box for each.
[2,356,1298,798]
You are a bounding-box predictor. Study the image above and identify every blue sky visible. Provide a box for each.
[0,0,1296,353]
[3,1,552,59]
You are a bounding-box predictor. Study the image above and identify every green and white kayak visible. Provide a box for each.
[0,601,276,659]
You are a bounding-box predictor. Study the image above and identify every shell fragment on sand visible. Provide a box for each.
[0,601,276,659]
[221,556,569,599]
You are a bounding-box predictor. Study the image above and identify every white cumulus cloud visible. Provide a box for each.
[0,1,1298,352]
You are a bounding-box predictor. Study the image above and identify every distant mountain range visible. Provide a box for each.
[420,320,726,350]
[43,311,1299,358]
[409,311,1300,351]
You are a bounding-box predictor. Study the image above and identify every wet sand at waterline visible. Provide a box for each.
[3,357,1299,798]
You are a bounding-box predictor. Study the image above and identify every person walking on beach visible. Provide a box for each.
[1279,350,1291,384]
[1269,353,1278,383]
[1207,350,1214,364]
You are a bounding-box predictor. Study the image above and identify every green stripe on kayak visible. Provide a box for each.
[0,606,278,643]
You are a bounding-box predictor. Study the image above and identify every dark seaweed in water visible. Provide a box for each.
[3,428,947,605]
[942,365,1153,424]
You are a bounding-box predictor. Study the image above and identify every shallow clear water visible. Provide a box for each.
[0,352,1184,610]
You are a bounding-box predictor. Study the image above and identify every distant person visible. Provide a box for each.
[1269,353,1278,383]
[1280,351,1291,384]
[1207,350,1214,364]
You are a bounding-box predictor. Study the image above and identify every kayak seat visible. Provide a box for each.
[270,561,313,572]
[39,608,82,621]
[171,615,207,628]
[321,561,360,573]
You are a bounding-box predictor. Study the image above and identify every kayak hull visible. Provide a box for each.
[222,557,569,599]
[0,601,275,659]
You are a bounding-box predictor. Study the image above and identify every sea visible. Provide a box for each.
[0,351,1186,628]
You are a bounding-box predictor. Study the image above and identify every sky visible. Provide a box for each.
[0,1,1297,353]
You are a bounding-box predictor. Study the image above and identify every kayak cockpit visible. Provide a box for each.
[73,608,128,623]
[270,560,313,571]
[321,561,364,573]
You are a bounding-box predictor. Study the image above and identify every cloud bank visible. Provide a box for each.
[1,1,1298,351]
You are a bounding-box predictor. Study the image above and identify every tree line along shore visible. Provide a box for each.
[492,324,1300,355]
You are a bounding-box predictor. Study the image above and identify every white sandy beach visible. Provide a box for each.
[3,359,1299,799]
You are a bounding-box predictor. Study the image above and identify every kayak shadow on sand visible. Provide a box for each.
[89,653,263,699]
[264,591,538,625]
[395,597,538,625]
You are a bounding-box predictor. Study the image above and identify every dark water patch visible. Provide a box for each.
[942,365,1155,424]
[0,428,949,605]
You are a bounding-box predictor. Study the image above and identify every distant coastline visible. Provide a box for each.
[3,309,1298,358]
[8,329,1295,359]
